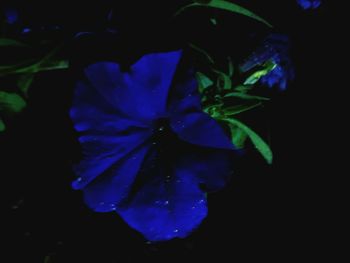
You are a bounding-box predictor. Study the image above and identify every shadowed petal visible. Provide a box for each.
[84,51,182,121]
[168,68,201,114]
[71,80,153,189]
[70,80,150,133]
[82,143,151,212]
[179,148,234,191]
[170,112,234,150]
[72,132,151,190]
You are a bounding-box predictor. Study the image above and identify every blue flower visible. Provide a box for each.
[4,8,18,24]
[260,64,289,90]
[240,34,294,90]
[70,50,235,241]
[297,0,321,10]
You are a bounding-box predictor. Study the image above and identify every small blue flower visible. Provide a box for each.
[4,8,18,24]
[297,0,321,10]
[70,50,235,241]
[260,64,288,90]
[241,34,294,90]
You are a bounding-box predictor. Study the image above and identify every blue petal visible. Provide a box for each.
[179,148,234,191]
[170,112,234,150]
[71,80,153,189]
[168,68,202,114]
[297,0,321,9]
[70,81,150,133]
[84,51,182,121]
[71,131,151,190]
[82,143,150,212]
[117,159,207,241]
[5,8,18,24]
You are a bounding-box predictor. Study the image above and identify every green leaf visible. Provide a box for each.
[229,125,248,148]
[203,103,224,118]
[0,44,69,76]
[222,102,262,116]
[224,92,270,101]
[243,60,277,85]
[222,118,273,164]
[0,91,27,114]
[175,0,272,27]
[212,69,232,90]
[0,118,5,132]
[189,43,215,64]
[234,85,252,93]
[17,74,35,96]
[0,59,37,75]
[196,72,214,93]
[228,57,234,77]
[0,38,27,47]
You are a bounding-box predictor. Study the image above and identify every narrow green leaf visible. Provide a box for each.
[0,91,27,114]
[175,0,272,27]
[224,92,270,101]
[228,56,234,77]
[222,102,262,116]
[189,43,215,64]
[17,74,35,96]
[196,72,214,93]
[243,60,277,85]
[222,118,272,164]
[203,103,224,118]
[0,118,5,132]
[212,69,232,90]
[234,85,252,93]
[0,38,27,47]
[0,44,68,76]
[0,59,37,75]
[229,125,248,148]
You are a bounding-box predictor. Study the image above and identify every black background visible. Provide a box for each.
[1,1,331,262]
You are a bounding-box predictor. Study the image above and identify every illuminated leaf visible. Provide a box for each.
[222,118,273,164]
[224,92,270,101]
[244,61,277,85]
[229,125,247,148]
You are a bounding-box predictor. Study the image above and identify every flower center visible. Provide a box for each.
[152,118,179,152]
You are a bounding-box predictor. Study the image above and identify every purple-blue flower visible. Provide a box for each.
[240,34,294,90]
[297,0,321,10]
[4,8,18,24]
[70,50,234,241]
